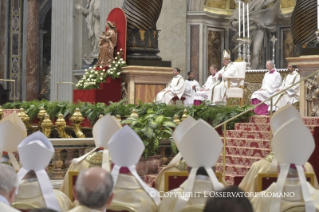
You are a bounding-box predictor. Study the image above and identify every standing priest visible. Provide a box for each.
[271,65,300,111]
[212,50,238,104]
[251,60,282,115]
[154,68,185,105]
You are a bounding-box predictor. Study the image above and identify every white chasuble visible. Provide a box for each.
[155,75,185,104]
[251,70,282,105]
[194,75,219,102]
[272,71,300,110]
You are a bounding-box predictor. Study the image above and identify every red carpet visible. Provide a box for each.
[145,115,319,187]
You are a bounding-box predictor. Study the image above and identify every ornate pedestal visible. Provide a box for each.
[286,55,319,116]
[120,66,174,104]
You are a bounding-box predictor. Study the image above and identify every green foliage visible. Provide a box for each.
[1,100,255,157]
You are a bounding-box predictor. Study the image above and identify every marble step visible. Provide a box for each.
[221,137,270,149]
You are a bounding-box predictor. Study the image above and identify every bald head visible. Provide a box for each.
[75,167,113,210]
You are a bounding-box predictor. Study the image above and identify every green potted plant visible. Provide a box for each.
[121,108,177,176]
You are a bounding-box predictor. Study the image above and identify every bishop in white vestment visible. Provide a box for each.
[155,68,185,104]
[251,60,282,115]
[212,50,238,104]
[183,71,200,106]
[271,65,300,111]
[193,65,219,105]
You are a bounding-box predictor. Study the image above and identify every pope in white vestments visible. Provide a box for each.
[251,60,282,115]
[183,71,200,106]
[193,65,219,105]
[155,68,185,105]
[212,50,238,104]
[271,65,300,111]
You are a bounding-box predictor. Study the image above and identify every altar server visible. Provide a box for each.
[60,115,121,197]
[158,119,224,212]
[0,164,19,212]
[251,60,282,115]
[183,71,200,106]
[15,131,72,212]
[212,50,238,104]
[239,105,318,193]
[108,125,160,212]
[0,113,27,170]
[193,65,219,106]
[271,65,300,111]
[251,117,319,212]
[155,68,185,104]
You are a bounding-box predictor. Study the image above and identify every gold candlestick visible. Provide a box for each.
[70,108,85,138]
[55,114,72,138]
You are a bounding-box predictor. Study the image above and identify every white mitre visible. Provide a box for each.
[174,119,224,212]
[17,131,60,212]
[72,114,122,171]
[0,113,27,170]
[223,50,231,60]
[268,105,303,172]
[270,117,315,212]
[108,125,161,205]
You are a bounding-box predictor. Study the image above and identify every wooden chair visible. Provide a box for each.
[283,205,305,212]
[179,205,205,212]
[12,202,39,212]
[68,170,80,201]
[164,171,223,192]
[226,61,246,106]
[172,96,186,105]
[107,202,138,212]
[257,173,315,192]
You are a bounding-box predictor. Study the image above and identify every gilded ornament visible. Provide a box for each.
[264,152,274,162]
[55,114,72,138]
[85,151,103,167]
[70,108,85,138]
[38,106,47,132]
[116,115,121,122]
[174,160,187,171]
[173,114,181,125]
[17,108,32,130]
[130,109,139,118]
[41,114,53,138]
[180,109,189,121]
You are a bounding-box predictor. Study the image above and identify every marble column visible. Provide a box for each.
[187,0,205,11]
[0,0,9,83]
[51,0,74,101]
[26,0,40,101]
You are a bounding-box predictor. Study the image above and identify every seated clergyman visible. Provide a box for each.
[154,68,185,104]
[270,65,300,112]
[193,64,219,106]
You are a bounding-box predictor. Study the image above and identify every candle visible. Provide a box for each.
[243,2,245,38]
[247,3,249,38]
[238,1,241,38]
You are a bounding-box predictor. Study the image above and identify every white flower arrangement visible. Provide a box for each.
[76,49,126,90]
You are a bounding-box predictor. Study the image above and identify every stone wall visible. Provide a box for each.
[157,0,187,77]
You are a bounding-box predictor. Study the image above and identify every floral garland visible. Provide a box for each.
[76,49,126,90]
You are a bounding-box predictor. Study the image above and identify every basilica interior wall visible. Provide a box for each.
[157,0,187,77]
